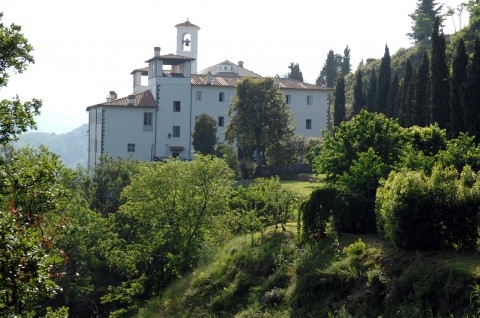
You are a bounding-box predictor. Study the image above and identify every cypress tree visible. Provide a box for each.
[415,52,430,126]
[341,45,351,75]
[367,69,377,112]
[399,59,414,126]
[375,45,392,114]
[387,72,399,118]
[450,38,468,137]
[464,38,480,140]
[353,68,365,115]
[334,77,346,126]
[325,50,336,88]
[430,16,451,131]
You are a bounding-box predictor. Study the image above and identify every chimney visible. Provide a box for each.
[154,47,161,57]
[127,94,135,106]
[207,71,213,85]
[109,91,117,100]
[238,61,244,68]
[274,74,280,86]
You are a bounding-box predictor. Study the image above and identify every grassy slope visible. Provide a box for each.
[137,180,480,317]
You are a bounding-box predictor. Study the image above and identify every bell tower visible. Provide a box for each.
[175,19,200,74]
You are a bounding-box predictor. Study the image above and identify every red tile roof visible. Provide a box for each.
[86,90,156,110]
[191,74,331,91]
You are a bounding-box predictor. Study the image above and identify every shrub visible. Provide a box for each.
[299,187,337,242]
[376,165,480,250]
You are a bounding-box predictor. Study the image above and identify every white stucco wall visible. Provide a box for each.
[282,89,329,137]
[154,77,193,159]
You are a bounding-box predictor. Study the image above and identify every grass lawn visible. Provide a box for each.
[280,179,322,196]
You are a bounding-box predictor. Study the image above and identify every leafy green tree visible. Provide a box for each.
[287,62,303,82]
[103,156,234,315]
[352,68,365,115]
[0,146,68,316]
[450,38,468,137]
[333,77,346,126]
[215,143,240,178]
[87,155,138,217]
[0,13,41,145]
[408,0,443,42]
[415,52,430,126]
[226,77,293,165]
[463,38,480,140]
[192,112,217,155]
[366,68,377,112]
[374,45,391,114]
[430,16,451,131]
[0,13,69,316]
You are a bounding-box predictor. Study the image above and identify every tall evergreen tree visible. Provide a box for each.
[463,38,480,140]
[415,52,431,126]
[316,50,336,87]
[387,72,399,118]
[450,38,468,137]
[334,77,346,126]
[325,50,336,88]
[367,69,377,112]
[353,68,365,115]
[430,17,451,131]
[341,45,351,75]
[375,45,392,114]
[399,59,414,126]
[287,62,303,82]
[408,0,443,42]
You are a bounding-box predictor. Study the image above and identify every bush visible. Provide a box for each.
[299,187,337,243]
[376,165,480,250]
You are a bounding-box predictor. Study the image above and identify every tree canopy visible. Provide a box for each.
[225,77,293,165]
[287,62,303,82]
[192,113,217,155]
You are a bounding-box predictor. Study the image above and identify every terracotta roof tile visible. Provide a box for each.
[278,78,331,91]
[191,74,331,91]
[86,90,156,109]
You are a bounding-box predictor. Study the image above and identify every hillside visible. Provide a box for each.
[13,124,88,169]
[138,225,480,317]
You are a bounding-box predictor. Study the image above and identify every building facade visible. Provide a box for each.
[86,20,331,172]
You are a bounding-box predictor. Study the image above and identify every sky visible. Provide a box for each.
[0,0,469,134]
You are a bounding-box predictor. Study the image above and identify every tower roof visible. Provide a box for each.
[175,20,200,29]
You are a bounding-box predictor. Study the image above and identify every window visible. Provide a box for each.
[127,143,135,152]
[173,101,181,112]
[285,95,291,105]
[218,116,224,127]
[195,91,202,101]
[144,112,152,125]
[173,126,180,137]
[144,112,153,131]
[219,92,225,102]
[306,119,312,130]
[307,95,313,105]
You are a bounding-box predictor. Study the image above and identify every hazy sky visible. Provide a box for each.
[1,0,469,133]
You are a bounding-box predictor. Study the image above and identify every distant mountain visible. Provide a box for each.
[13,124,88,169]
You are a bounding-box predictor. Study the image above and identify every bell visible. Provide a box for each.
[183,39,190,47]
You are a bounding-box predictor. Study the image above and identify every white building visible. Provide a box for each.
[86,20,331,172]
